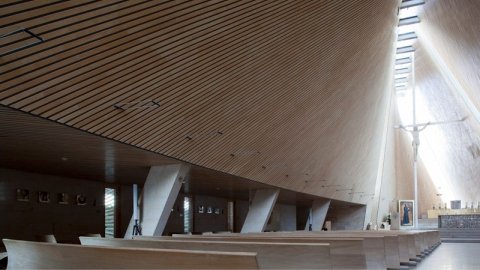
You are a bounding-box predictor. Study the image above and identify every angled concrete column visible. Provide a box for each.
[241,189,279,233]
[311,199,331,231]
[124,164,189,238]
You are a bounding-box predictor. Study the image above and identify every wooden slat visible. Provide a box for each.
[0,0,399,203]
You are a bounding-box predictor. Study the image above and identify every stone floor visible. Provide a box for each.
[415,243,480,269]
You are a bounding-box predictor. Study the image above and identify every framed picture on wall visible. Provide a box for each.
[399,200,414,227]
[207,206,213,214]
[76,194,87,206]
[198,205,204,213]
[16,188,29,202]
[58,193,69,205]
[38,191,50,203]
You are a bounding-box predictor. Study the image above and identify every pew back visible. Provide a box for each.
[137,236,370,269]
[3,239,258,269]
[80,237,331,269]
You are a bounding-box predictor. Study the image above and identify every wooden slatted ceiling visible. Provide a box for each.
[1,1,399,204]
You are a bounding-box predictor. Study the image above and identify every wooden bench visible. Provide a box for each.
[170,231,402,269]
[286,231,400,270]
[139,235,372,269]
[269,230,441,265]
[242,229,441,267]
[340,230,415,267]
[80,237,332,269]
[3,239,258,269]
[261,230,438,267]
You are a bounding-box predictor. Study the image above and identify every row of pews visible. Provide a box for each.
[3,230,440,269]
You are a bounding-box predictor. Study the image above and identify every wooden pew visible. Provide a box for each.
[286,231,399,270]
[170,231,401,269]
[80,237,332,270]
[360,231,414,267]
[271,230,432,267]
[249,229,440,267]
[331,230,422,267]
[139,235,373,269]
[3,239,258,269]
[260,229,441,266]
[175,232,393,269]
[311,231,410,268]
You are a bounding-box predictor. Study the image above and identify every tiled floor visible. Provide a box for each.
[416,243,480,269]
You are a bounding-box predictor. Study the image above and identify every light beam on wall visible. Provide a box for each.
[396,81,456,203]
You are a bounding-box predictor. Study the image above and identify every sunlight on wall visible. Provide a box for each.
[396,88,455,203]
[416,27,480,124]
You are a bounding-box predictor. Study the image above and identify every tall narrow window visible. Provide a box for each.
[105,188,115,238]
[227,201,234,232]
[183,196,192,233]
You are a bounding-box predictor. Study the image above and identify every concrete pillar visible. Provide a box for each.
[241,189,279,233]
[124,164,189,238]
[311,199,331,231]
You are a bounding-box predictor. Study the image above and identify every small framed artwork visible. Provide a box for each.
[451,200,461,209]
[76,194,87,206]
[16,188,29,202]
[214,208,220,215]
[399,200,414,228]
[198,205,204,214]
[38,191,50,203]
[207,206,213,214]
[58,193,69,205]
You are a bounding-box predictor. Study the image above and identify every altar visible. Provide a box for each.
[427,208,480,219]
[438,214,480,229]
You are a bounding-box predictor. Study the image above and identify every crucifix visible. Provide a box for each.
[395,52,466,228]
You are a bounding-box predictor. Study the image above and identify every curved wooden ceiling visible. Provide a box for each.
[1,1,399,204]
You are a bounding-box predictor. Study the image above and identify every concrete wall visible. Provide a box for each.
[264,203,296,232]
[119,185,133,237]
[375,96,398,226]
[296,206,310,230]
[193,195,227,233]
[232,200,296,232]
[0,168,104,245]
[234,200,249,233]
[326,205,366,230]
[163,194,185,235]
[278,204,296,231]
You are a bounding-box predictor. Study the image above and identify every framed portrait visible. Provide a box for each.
[38,191,50,203]
[399,200,414,227]
[198,205,204,214]
[76,194,87,206]
[58,193,69,205]
[207,206,213,214]
[16,188,29,202]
